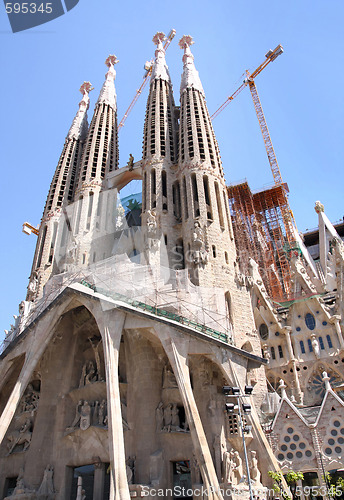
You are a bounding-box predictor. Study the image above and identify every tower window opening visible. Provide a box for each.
[173,181,181,220]
[191,173,200,218]
[215,182,224,230]
[319,337,325,350]
[174,239,185,270]
[162,170,168,211]
[48,222,58,264]
[327,335,333,348]
[225,291,233,327]
[225,251,229,264]
[183,176,188,220]
[86,192,94,230]
[151,169,156,209]
[223,190,233,238]
[278,345,284,358]
[212,245,216,258]
[82,253,86,264]
[36,225,47,268]
[300,340,305,354]
[75,196,83,234]
[164,234,168,245]
[143,172,147,212]
[271,347,276,360]
[203,176,212,220]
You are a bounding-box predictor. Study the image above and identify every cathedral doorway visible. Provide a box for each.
[172,460,192,499]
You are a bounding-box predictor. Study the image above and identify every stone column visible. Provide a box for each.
[0,310,64,446]
[99,310,130,500]
[93,462,106,500]
[329,315,344,350]
[162,334,224,500]
[309,424,329,499]
[283,327,303,404]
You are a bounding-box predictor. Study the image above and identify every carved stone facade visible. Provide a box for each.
[2,30,342,500]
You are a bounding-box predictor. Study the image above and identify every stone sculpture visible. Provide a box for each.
[223,450,235,484]
[233,451,243,485]
[7,418,32,455]
[249,450,261,486]
[37,464,55,495]
[20,383,40,413]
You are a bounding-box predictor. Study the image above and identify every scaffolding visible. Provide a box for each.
[228,182,297,301]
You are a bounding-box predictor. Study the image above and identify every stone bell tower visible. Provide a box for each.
[176,35,236,289]
[27,82,92,302]
[141,32,180,267]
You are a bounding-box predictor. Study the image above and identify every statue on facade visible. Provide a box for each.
[7,418,32,455]
[156,402,164,432]
[37,464,55,496]
[223,450,235,484]
[79,360,98,387]
[171,404,181,430]
[163,403,173,431]
[80,401,91,431]
[249,450,261,486]
[126,456,136,484]
[233,451,243,485]
[162,364,178,388]
[147,210,157,233]
[69,400,83,430]
[88,336,103,381]
[192,221,208,265]
[98,399,107,426]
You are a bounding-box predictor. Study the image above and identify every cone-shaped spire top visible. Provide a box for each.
[67,81,93,141]
[150,32,171,82]
[179,35,204,95]
[97,55,119,109]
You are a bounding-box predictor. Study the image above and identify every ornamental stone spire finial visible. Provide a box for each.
[97,55,119,109]
[179,35,204,95]
[67,81,93,140]
[151,32,171,82]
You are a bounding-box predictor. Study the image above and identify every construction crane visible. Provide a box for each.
[117,29,176,131]
[211,45,296,234]
[22,222,39,236]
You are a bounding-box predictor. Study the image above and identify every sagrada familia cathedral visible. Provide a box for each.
[0,32,344,500]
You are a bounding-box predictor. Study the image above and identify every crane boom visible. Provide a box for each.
[210,44,283,120]
[118,29,176,131]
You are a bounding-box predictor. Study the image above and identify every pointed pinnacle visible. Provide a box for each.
[79,81,94,95]
[105,55,119,68]
[153,32,165,46]
[179,35,194,50]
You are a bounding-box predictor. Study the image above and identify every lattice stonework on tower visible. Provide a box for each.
[228,182,296,301]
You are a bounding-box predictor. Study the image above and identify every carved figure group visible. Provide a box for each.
[7,418,32,455]
[20,383,40,413]
[68,399,108,431]
[223,449,243,486]
[155,402,188,433]
[192,222,209,266]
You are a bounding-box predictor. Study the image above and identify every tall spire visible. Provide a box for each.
[77,55,119,188]
[97,55,119,109]
[43,82,93,217]
[28,82,93,301]
[177,36,235,288]
[179,35,204,95]
[150,32,171,82]
[67,81,93,141]
[142,32,178,163]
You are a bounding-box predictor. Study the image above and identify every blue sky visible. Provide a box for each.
[0,0,343,342]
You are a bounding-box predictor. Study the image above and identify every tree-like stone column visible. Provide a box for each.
[161,333,224,500]
[0,307,65,446]
[98,309,130,500]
